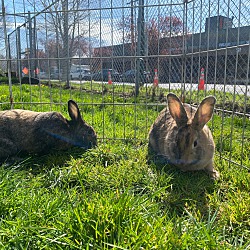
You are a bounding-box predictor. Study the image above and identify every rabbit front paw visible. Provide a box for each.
[207,169,220,180]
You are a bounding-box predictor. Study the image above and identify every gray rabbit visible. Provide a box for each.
[149,93,219,179]
[0,100,97,160]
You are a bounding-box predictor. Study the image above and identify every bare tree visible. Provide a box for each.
[118,14,186,70]
[146,16,185,55]
[27,0,94,85]
[0,13,4,42]
[0,13,5,74]
[0,4,10,68]
[119,15,185,53]
[0,3,11,76]
[39,35,90,72]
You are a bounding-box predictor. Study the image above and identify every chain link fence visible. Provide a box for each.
[0,0,249,168]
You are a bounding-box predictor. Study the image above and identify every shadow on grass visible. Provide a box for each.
[0,147,89,174]
[147,148,218,217]
[0,140,219,219]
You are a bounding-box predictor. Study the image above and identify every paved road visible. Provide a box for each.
[72,80,250,96]
[148,83,250,96]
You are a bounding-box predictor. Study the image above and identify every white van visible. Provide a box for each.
[70,68,91,80]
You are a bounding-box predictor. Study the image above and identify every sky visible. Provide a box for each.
[1,0,250,57]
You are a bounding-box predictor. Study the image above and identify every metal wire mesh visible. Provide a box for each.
[0,0,249,169]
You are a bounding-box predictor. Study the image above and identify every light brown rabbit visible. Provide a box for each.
[0,100,97,160]
[148,93,219,179]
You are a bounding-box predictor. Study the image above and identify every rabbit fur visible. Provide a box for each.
[0,100,97,160]
[148,93,219,179]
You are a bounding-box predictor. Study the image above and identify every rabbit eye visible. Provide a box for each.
[193,140,198,148]
[88,129,93,135]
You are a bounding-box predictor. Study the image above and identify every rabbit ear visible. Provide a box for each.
[192,96,216,130]
[68,100,82,122]
[167,93,188,127]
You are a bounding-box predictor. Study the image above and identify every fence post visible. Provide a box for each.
[62,0,70,87]
[28,11,34,78]
[2,0,13,108]
[16,27,22,81]
[135,0,145,97]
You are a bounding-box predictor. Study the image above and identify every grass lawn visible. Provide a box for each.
[0,82,249,249]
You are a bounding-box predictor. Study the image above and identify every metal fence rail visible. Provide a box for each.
[0,0,249,169]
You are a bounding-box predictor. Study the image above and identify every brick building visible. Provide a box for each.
[93,15,250,84]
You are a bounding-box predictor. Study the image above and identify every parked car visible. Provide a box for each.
[50,70,62,80]
[91,69,121,82]
[121,69,152,83]
[38,71,49,79]
[70,69,91,80]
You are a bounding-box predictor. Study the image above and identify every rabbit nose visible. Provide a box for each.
[87,140,97,149]
[175,159,187,166]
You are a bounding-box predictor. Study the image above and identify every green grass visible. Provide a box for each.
[0,82,249,249]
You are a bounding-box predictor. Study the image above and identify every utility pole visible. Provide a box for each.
[28,11,34,77]
[62,0,70,87]
[16,27,22,81]
[127,0,136,70]
[135,0,145,97]
[33,15,38,78]
[130,0,135,69]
